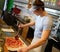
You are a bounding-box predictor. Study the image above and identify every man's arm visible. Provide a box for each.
[26,30,51,51]
[18,21,35,28]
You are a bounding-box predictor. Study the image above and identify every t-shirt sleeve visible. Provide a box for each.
[43,17,53,30]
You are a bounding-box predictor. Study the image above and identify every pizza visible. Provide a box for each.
[5,37,23,48]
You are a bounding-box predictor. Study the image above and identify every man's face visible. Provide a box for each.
[33,8,42,16]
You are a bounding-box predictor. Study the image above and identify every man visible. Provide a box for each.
[18,0,53,52]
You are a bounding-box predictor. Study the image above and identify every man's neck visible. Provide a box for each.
[40,11,47,17]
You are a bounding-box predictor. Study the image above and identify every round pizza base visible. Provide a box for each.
[5,37,27,51]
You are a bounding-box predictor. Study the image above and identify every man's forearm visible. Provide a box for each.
[26,38,46,51]
[23,21,35,27]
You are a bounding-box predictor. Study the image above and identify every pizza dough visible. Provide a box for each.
[5,37,23,48]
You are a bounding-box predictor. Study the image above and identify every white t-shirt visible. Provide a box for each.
[34,15,53,38]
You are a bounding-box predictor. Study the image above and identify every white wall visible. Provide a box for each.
[3,0,7,11]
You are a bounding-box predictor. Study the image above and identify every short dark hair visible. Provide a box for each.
[33,0,44,11]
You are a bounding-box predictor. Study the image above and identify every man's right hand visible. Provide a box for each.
[18,24,24,28]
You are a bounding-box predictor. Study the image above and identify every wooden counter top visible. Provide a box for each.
[0,18,6,25]
[4,45,9,52]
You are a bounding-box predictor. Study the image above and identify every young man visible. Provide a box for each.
[18,0,53,52]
